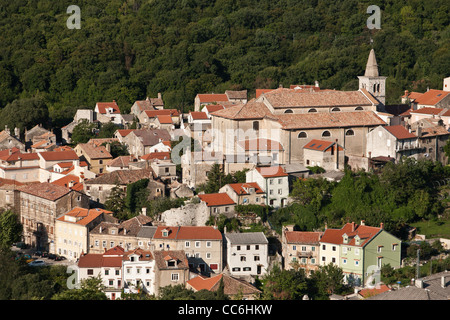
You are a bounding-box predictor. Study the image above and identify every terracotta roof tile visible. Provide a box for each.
[96,101,120,114]
[197,93,229,103]
[284,231,323,244]
[256,166,288,178]
[39,150,79,161]
[18,182,72,201]
[157,114,173,124]
[275,111,386,129]
[414,89,450,106]
[198,193,236,207]
[384,125,417,140]
[227,182,264,195]
[320,223,382,247]
[190,111,209,120]
[263,88,375,108]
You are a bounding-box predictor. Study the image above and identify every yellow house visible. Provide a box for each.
[74,143,113,174]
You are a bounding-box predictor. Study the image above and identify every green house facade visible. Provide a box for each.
[320,222,402,287]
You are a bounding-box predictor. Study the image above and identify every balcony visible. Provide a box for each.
[296,251,313,258]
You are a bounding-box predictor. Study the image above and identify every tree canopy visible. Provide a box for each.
[0,0,448,130]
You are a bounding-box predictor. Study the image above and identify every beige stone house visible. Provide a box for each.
[123,129,171,157]
[219,182,265,206]
[83,168,156,204]
[281,225,323,274]
[130,95,164,117]
[74,143,113,174]
[303,139,345,171]
[88,214,153,254]
[153,250,190,296]
[152,225,224,274]
[0,150,40,182]
[198,193,236,217]
[55,207,115,261]
[17,182,90,252]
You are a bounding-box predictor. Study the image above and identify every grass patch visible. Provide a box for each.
[411,218,450,239]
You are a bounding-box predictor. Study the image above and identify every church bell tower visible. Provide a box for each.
[358,49,387,105]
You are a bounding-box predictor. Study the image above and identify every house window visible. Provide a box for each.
[185,241,190,248]
[346,129,355,136]
[322,244,326,250]
[392,244,398,251]
[255,245,259,250]
[243,267,251,271]
[232,267,241,272]
[308,108,317,113]
[206,241,212,248]
[284,109,293,113]
[355,260,360,266]
[87,269,94,275]
[322,130,331,137]
[206,252,211,259]
[195,241,200,248]
[343,259,347,264]
[332,246,336,251]
[171,273,179,282]
[298,132,307,139]
[240,256,246,262]
[377,246,383,253]
[292,245,297,251]
[252,121,259,132]
[254,255,260,261]
[355,106,364,111]
[331,107,340,112]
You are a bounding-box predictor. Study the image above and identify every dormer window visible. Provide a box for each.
[342,233,348,244]
[162,229,169,237]
[354,235,360,246]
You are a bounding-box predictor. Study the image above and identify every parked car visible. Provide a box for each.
[47,253,56,260]
[28,260,46,267]
[34,251,43,257]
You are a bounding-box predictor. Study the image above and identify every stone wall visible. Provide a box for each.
[160,202,209,226]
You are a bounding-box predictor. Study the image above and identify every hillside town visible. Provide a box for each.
[3,50,450,301]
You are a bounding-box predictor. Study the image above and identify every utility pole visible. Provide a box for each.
[416,249,420,280]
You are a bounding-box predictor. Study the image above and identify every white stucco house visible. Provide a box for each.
[245,166,289,208]
[225,232,269,278]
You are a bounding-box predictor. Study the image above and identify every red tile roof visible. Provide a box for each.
[175,226,222,240]
[190,111,209,120]
[384,125,417,140]
[96,101,120,114]
[0,151,39,162]
[255,89,276,98]
[303,139,343,152]
[18,182,72,201]
[197,94,229,103]
[256,166,288,178]
[320,222,382,247]
[358,284,391,298]
[284,231,322,244]
[141,152,171,161]
[143,109,180,118]
[198,193,236,207]
[414,89,450,106]
[57,207,112,226]
[204,105,225,113]
[187,274,223,291]
[78,246,124,268]
[39,150,79,161]
[410,107,444,115]
[157,114,173,124]
[275,111,386,129]
[263,88,375,108]
[116,129,135,137]
[51,175,84,191]
[227,182,264,195]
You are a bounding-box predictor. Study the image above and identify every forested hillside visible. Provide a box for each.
[0,0,448,130]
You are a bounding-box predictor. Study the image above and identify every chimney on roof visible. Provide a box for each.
[315,81,319,88]
[158,92,162,99]
[351,221,355,232]
[99,226,102,233]
[380,222,384,229]
[361,220,365,226]
[442,275,448,288]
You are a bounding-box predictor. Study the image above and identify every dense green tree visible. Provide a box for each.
[0,210,22,249]
[260,264,308,300]
[71,119,97,145]
[52,275,108,300]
